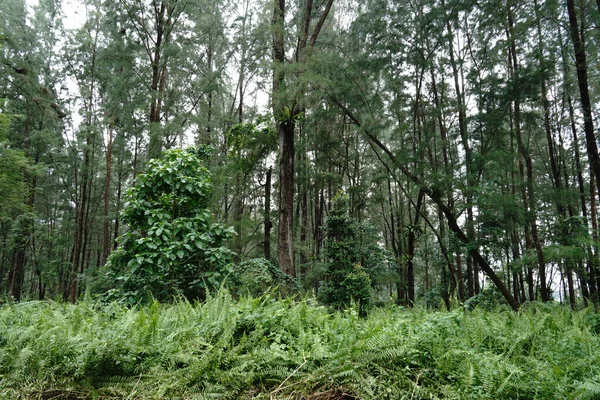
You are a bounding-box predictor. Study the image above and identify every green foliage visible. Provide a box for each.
[275,105,303,125]
[226,121,277,172]
[1,295,600,399]
[464,285,510,311]
[232,258,296,297]
[8,213,34,253]
[318,193,374,317]
[104,147,234,304]
[0,111,29,218]
[542,216,590,264]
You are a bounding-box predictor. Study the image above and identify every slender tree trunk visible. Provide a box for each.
[113,164,124,250]
[567,0,600,201]
[272,0,295,277]
[206,45,213,138]
[535,0,564,214]
[233,173,244,259]
[508,111,535,301]
[11,248,26,302]
[71,34,99,303]
[507,5,548,301]
[442,1,477,298]
[148,1,168,159]
[264,167,272,261]
[102,123,114,265]
[590,172,600,299]
[10,104,36,302]
[566,262,577,309]
[314,186,324,257]
[430,65,458,302]
[71,149,89,303]
[406,190,424,306]
[300,177,309,266]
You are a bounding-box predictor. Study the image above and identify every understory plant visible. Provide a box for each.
[318,192,376,316]
[103,146,234,304]
[1,292,599,399]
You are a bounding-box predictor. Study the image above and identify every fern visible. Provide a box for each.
[1,292,600,399]
[574,379,600,400]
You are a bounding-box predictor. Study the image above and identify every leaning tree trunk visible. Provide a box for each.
[331,98,521,311]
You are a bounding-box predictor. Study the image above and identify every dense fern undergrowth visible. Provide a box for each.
[1,293,600,400]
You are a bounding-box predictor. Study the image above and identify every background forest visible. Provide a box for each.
[2,0,600,311]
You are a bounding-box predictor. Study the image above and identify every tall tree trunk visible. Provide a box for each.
[535,0,564,214]
[300,176,309,267]
[71,31,99,303]
[442,0,476,297]
[272,0,334,278]
[71,142,90,304]
[406,190,424,306]
[430,64,459,301]
[566,0,600,305]
[102,123,114,265]
[113,158,124,250]
[507,4,548,301]
[272,0,295,277]
[566,0,600,201]
[148,1,168,159]
[10,104,36,302]
[590,171,600,299]
[264,167,272,261]
[277,119,296,277]
[11,250,26,301]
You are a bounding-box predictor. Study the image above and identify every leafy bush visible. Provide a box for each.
[232,258,296,297]
[464,285,509,311]
[104,146,234,304]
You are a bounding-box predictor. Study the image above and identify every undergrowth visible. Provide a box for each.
[0,292,599,399]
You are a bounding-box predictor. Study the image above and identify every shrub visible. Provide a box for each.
[318,192,373,316]
[104,146,234,304]
[232,258,296,297]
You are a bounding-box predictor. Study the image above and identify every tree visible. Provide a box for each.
[318,192,373,316]
[271,0,335,278]
[0,0,66,301]
[105,146,234,303]
[224,121,277,260]
[566,0,600,203]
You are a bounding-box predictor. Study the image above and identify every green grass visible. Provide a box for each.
[1,292,599,399]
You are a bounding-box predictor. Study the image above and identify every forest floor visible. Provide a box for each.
[1,292,599,399]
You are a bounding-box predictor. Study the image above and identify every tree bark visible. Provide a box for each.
[102,123,114,265]
[535,0,563,214]
[147,1,168,159]
[271,0,334,278]
[264,167,272,261]
[442,0,477,297]
[507,4,548,301]
[566,0,600,202]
